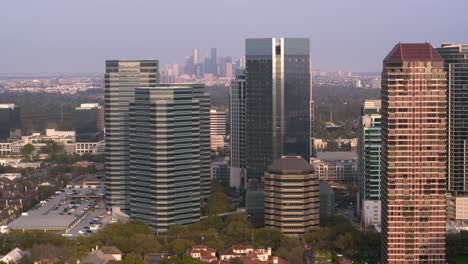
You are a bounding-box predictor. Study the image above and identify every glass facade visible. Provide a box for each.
[230,70,247,189]
[283,39,311,160]
[128,84,210,232]
[75,104,103,142]
[357,100,382,227]
[104,60,159,212]
[436,44,468,193]
[0,104,21,142]
[245,38,311,180]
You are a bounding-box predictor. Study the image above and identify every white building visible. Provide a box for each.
[75,140,105,155]
[210,109,226,150]
[448,193,468,222]
[312,152,358,183]
[0,140,22,156]
[0,248,27,263]
[45,129,75,138]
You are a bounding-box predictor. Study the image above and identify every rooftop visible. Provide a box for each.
[268,156,314,173]
[0,104,16,109]
[8,187,102,231]
[100,246,122,255]
[76,103,100,110]
[384,43,443,62]
[316,151,357,161]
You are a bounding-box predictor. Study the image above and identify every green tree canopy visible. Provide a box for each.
[20,144,35,157]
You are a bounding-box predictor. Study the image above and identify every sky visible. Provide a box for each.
[2,0,468,74]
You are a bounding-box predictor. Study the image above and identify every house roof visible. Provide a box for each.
[0,248,26,263]
[384,43,443,62]
[100,246,122,255]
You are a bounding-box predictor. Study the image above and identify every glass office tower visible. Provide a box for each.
[0,104,21,142]
[128,84,210,232]
[230,69,247,189]
[436,44,468,193]
[245,38,311,180]
[75,103,104,142]
[104,60,159,213]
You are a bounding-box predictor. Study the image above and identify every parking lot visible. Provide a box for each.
[8,187,110,236]
[67,201,111,237]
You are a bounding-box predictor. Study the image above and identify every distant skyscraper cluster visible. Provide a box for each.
[160,47,245,83]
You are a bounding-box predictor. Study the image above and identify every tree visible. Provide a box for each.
[20,144,35,159]
[253,228,283,249]
[333,232,355,257]
[206,182,231,215]
[169,239,195,256]
[231,258,244,264]
[304,227,337,250]
[30,243,74,263]
[128,233,161,258]
[275,236,304,264]
[198,215,224,231]
[160,256,203,264]
[121,253,145,264]
[207,191,230,215]
[222,220,252,245]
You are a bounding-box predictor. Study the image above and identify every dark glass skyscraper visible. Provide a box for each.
[230,69,247,189]
[75,103,104,142]
[104,60,159,213]
[245,38,311,179]
[436,44,468,193]
[0,104,21,142]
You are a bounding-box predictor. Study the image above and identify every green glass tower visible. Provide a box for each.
[357,100,382,228]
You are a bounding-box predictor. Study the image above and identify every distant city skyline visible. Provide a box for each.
[2,0,468,74]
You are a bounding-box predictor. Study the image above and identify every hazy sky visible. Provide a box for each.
[2,0,468,74]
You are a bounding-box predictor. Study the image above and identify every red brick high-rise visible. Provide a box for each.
[381,43,447,263]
